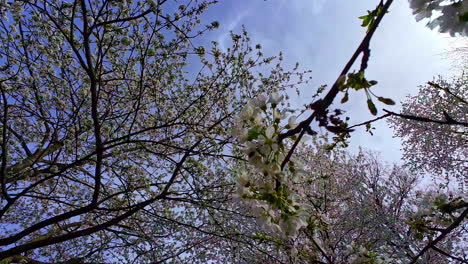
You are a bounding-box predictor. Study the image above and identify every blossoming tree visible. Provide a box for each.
[231,92,467,263]
[0,0,311,262]
[229,0,467,263]
[389,74,467,189]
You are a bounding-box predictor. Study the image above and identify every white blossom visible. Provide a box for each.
[265,126,275,139]
[287,115,298,128]
[285,215,308,238]
[254,93,268,109]
[270,223,283,235]
[408,0,467,36]
[273,108,282,122]
[268,92,283,106]
[232,92,311,239]
[240,104,254,120]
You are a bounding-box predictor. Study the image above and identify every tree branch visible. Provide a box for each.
[384,109,468,127]
[279,0,394,166]
[409,207,468,264]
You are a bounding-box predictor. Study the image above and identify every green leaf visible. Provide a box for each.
[458,11,468,22]
[377,97,395,105]
[358,13,375,32]
[345,72,377,90]
[357,71,365,79]
[341,92,349,104]
[0,258,12,264]
[247,128,261,140]
[367,99,377,115]
[358,1,387,32]
[359,15,372,27]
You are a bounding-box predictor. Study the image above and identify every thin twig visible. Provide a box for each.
[279,0,394,166]
[348,113,391,129]
[384,109,468,127]
[409,207,468,264]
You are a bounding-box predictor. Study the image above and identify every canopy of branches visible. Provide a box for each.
[0,0,466,263]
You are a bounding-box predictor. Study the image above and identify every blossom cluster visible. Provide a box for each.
[346,242,403,264]
[232,92,308,238]
[408,0,467,36]
[409,190,467,236]
[389,75,467,189]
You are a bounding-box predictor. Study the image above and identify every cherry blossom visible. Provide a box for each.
[389,74,467,189]
[408,0,468,36]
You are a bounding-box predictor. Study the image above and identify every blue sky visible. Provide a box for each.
[203,0,463,163]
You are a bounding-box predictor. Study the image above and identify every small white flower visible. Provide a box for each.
[290,247,299,257]
[259,144,271,156]
[287,115,298,128]
[290,215,308,230]
[255,93,268,109]
[263,163,281,177]
[409,0,467,36]
[243,141,258,154]
[0,0,9,8]
[247,98,256,107]
[273,108,281,122]
[268,92,283,106]
[279,220,289,235]
[147,0,158,11]
[252,111,263,126]
[432,3,468,36]
[259,126,277,145]
[248,154,264,168]
[345,244,354,254]
[270,223,283,234]
[231,120,248,141]
[271,143,279,152]
[240,104,254,120]
[256,214,272,228]
[300,135,311,143]
[358,246,367,255]
[277,214,309,238]
[251,201,266,215]
[236,185,246,197]
[265,126,275,138]
[237,186,253,197]
[237,173,249,186]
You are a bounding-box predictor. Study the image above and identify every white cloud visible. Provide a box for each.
[217,8,251,50]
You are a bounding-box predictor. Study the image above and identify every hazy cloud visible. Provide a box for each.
[205,0,461,163]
